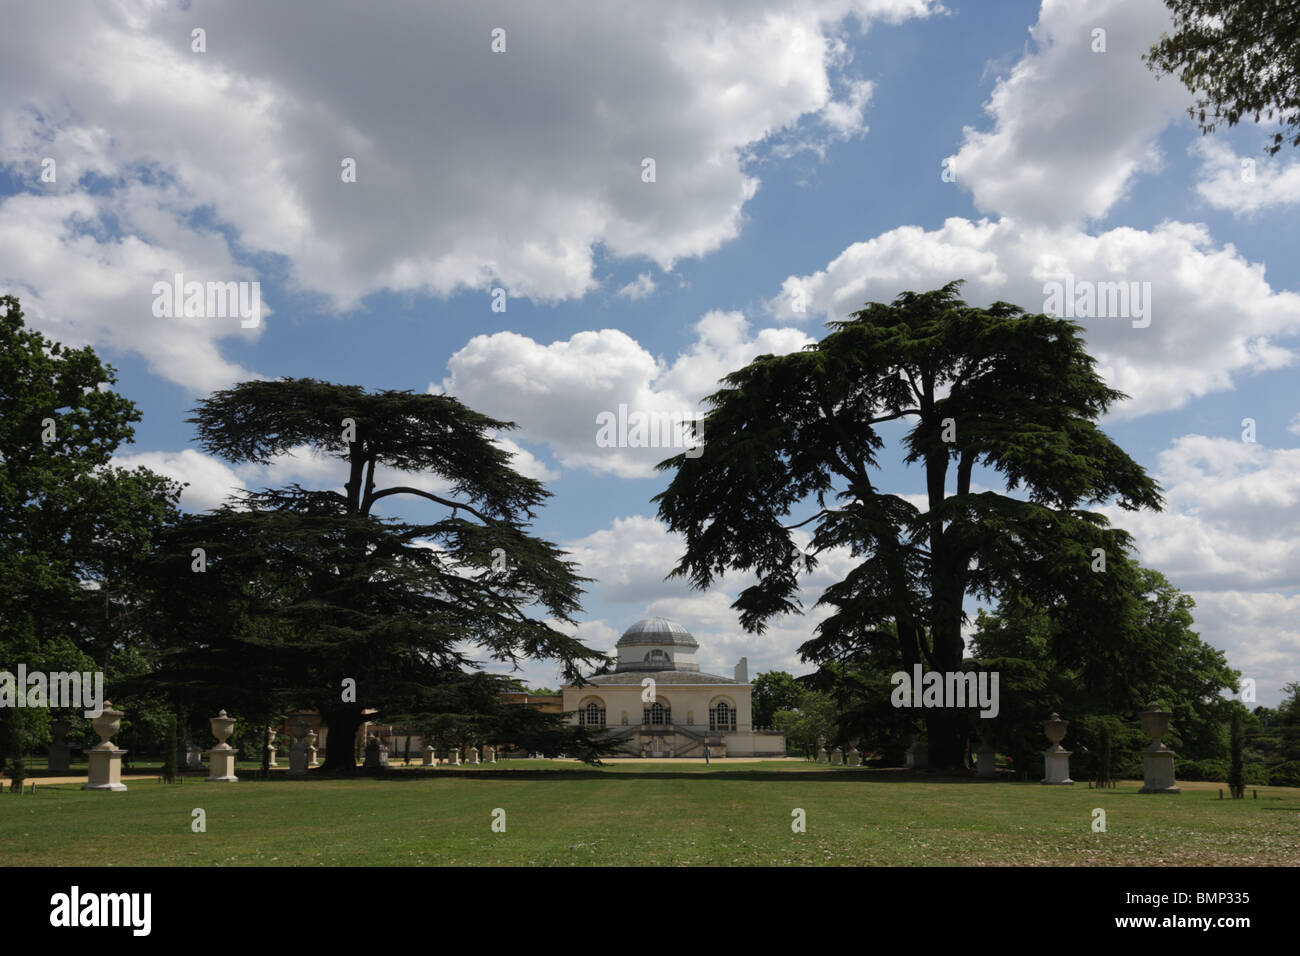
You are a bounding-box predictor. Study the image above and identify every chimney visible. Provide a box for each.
[734,657,749,683]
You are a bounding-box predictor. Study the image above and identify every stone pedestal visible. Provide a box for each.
[423,746,436,767]
[206,709,239,782]
[1138,703,1180,794]
[485,746,496,764]
[905,739,928,769]
[306,730,319,767]
[847,745,861,767]
[831,747,843,766]
[448,747,461,766]
[265,726,279,767]
[185,742,204,770]
[83,703,127,791]
[976,740,998,778]
[48,719,72,773]
[468,746,480,765]
[364,735,390,769]
[1042,713,1074,785]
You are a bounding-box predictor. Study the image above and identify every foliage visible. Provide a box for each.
[655,283,1162,766]
[144,377,609,770]
[970,565,1238,777]
[1270,761,1300,788]
[0,296,181,693]
[1145,0,1300,155]
[751,671,805,728]
[773,689,838,757]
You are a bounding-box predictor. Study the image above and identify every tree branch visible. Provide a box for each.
[368,486,492,524]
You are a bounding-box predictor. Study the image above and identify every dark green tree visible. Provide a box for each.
[0,297,181,773]
[971,563,1238,770]
[655,283,1162,767]
[751,671,805,728]
[151,378,608,771]
[1145,0,1300,155]
[772,689,838,758]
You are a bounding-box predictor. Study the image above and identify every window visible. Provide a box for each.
[644,702,669,725]
[580,702,605,728]
[710,702,735,732]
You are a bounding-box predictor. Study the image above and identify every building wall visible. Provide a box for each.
[562,680,786,757]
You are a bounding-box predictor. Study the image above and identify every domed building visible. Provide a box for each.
[561,617,787,758]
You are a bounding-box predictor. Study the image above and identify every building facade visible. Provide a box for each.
[561,617,787,758]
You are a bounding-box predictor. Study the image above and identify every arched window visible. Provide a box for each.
[710,701,735,731]
[579,701,605,728]
[644,701,669,725]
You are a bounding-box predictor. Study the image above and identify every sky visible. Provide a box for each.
[2,0,1297,705]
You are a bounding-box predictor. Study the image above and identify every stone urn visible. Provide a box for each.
[1041,713,1074,785]
[83,702,127,791]
[1139,703,1179,794]
[206,709,238,782]
[91,703,124,750]
[210,709,236,749]
[1043,713,1068,752]
[1139,704,1171,749]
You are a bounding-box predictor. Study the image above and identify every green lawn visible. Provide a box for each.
[3,763,1297,866]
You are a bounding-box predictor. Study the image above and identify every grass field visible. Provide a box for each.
[3,761,1297,866]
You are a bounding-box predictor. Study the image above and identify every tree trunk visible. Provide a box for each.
[925,709,965,770]
[320,707,363,773]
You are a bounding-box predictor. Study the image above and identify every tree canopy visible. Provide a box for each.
[0,296,181,763]
[148,378,611,769]
[1145,0,1300,155]
[654,282,1163,767]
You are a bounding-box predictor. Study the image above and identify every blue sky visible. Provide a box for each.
[2,0,1297,704]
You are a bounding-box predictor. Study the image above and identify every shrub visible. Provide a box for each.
[1179,758,1229,782]
[1269,761,1300,788]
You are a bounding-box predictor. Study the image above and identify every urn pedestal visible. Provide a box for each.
[48,718,72,773]
[206,710,239,782]
[448,747,461,766]
[1042,713,1074,785]
[306,730,319,767]
[831,747,843,766]
[423,746,437,767]
[847,745,862,767]
[468,746,480,765]
[1139,704,1180,794]
[83,703,127,791]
